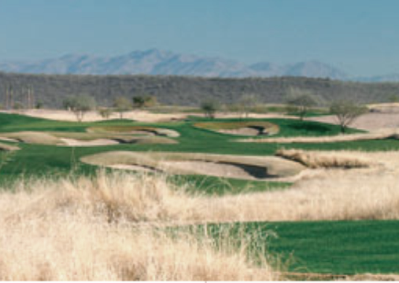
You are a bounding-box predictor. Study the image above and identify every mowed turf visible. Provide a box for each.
[1,113,399,275]
[0,112,398,180]
[195,220,399,275]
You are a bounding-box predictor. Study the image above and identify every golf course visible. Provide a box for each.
[1,108,399,280]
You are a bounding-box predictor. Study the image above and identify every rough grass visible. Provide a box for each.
[0,172,277,281]
[241,130,399,143]
[275,149,372,169]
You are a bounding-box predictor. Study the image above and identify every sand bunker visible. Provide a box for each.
[87,126,180,138]
[276,149,373,169]
[81,151,305,181]
[194,121,280,136]
[60,138,119,147]
[0,131,177,147]
[0,142,19,151]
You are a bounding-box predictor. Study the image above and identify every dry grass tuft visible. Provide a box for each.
[276,149,372,169]
[0,172,277,281]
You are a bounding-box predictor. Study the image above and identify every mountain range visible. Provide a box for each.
[0,49,398,82]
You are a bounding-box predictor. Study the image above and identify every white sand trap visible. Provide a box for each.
[219,127,261,136]
[108,164,158,173]
[81,151,305,181]
[59,138,119,147]
[161,160,269,180]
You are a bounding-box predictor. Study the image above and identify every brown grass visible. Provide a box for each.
[276,149,372,168]
[241,130,399,143]
[0,172,277,281]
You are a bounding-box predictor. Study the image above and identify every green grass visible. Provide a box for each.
[192,220,399,275]
[0,113,397,181]
[1,112,399,276]
[169,175,291,196]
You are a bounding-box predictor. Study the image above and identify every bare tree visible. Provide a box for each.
[238,94,259,118]
[200,99,220,119]
[330,100,368,133]
[63,95,96,122]
[285,88,318,121]
[113,97,132,119]
[98,108,113,119]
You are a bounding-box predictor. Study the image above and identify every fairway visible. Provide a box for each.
[1,111,399,278]
[199,220,399,275]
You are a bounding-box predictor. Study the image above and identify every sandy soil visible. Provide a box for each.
[81,151,305,181]
[218,127,261,136]
[308,112,399,131]
[1,109,292,123]
[108,164,158,173]
[161,160,269,180]
[1,109,189,123]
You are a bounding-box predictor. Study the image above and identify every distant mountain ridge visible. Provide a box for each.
[0,49,397,82]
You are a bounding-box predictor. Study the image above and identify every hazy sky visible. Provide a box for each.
[0,0,398,76]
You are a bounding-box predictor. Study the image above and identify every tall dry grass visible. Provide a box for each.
[275,149,372,168]
[196,169,399,222]
[0,172,277,281]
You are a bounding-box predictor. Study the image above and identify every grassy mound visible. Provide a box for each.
[0,142,19,151]
[194,121,279,136]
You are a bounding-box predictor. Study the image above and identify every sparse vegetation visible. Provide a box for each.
[113,96,132,119]
[63,95,97,122]
[3,72,399,108]
[285,88,318,120]
[330,100,368,133]
[200,99,220,119]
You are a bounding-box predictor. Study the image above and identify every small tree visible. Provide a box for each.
[35,101,43,109]
[238,94,259,118]
[98,107,113,119]
[330,100,368,133]
[113,97,132,119]
[132,95,157,108]
[200,99,220,119]
[63,95,96,122]
[285,88,318,121]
